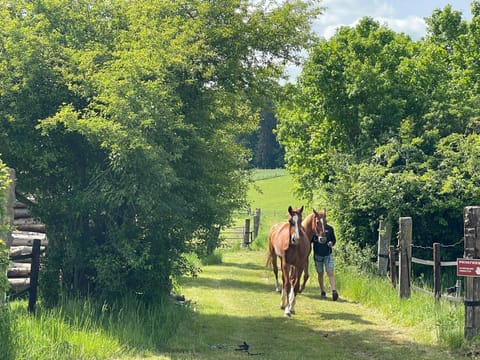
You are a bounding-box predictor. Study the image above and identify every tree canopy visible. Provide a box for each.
[0,0,321,303]
[277,2,480,261]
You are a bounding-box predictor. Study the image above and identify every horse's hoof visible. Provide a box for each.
[280,305,285,310]
[284,312,292,317]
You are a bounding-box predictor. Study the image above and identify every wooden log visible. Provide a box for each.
[7,263,31,278]
[14,207,31,219]
[8,278,30,292]
[11,231,48,246]
[9,246,45,263]
[14,200,28,209]
[16,224,46,233]
[9,246,38,257]
[13,219,46,233]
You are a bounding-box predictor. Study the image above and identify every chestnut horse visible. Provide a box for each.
[267,206,310,316]
[300,208,327,292]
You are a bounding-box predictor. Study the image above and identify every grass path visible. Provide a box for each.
[138,249,466,360]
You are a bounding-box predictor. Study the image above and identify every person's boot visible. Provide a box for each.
[332,290,339,301]
[320,290,326,299]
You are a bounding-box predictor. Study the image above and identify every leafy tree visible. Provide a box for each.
[277,4,480,261]
[0,0,321,303]
[277,17,416,197]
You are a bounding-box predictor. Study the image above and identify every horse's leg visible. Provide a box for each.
[280,260,289,310]
[285,267,296,317]
[290,268,301,315]
[299,259,309,293]
[268,239,281,293]
[273,255,281,292]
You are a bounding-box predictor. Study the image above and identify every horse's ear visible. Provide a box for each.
[300,205,304,213]
[288,206,293,215]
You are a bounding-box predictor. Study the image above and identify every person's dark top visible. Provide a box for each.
[312,224,336,257]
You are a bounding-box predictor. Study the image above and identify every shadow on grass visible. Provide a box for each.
[181,274,274,293]
[220,260,268,271]
[319,311,374,325]
[142,311,465,360]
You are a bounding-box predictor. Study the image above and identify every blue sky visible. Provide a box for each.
[315,0,473,40]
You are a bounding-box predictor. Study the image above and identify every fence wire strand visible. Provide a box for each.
[410,237,464,250]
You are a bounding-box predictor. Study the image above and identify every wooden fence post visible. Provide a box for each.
[433,242,441,301]
[253,208,261,240]
[464,206,480,339]
[389,245,396,288]
[242,218,251,247]
[377,219,391,275]
[28,239,41,314]
[398,217,412,299]
[456,279,462,298]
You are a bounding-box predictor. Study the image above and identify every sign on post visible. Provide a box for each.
[457,258,480,277]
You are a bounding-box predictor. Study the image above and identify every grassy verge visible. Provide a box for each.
[8,295,191,359]
[336,266,465,348]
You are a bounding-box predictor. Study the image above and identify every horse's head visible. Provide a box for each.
[288,205,304,244]
[313,208,328,243]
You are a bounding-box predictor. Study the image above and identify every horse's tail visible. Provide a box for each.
[266,240,274,268]
[266,229,276,268]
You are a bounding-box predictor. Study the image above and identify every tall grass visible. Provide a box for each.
[9,295,191,359]
[0,305,16,360]
[337,266,465,348]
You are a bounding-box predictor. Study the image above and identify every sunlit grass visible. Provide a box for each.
[9,294,191,359]
[337,266,465,348]
[250,168,287,181]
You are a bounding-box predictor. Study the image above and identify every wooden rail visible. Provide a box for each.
[383,208,480,339]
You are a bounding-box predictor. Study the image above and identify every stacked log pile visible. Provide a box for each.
[8,200,47,294]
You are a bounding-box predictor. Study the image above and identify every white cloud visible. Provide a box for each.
[380,16,427,39]
[314,0,427,40]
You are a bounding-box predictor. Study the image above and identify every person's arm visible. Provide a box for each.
[328,225,336,247]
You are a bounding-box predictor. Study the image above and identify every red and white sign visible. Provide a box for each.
[457,258,480,277]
